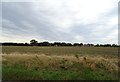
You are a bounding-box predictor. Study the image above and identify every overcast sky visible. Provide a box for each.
[1,0,119,44]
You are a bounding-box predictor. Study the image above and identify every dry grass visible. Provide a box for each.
[2,46,118,57]
[2,53,118,73]
[2,46,119,80]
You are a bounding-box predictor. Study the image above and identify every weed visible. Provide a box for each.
[75,54,79,60]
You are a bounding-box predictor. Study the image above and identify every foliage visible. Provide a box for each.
[1,39,119,47]
[30,39,38,46]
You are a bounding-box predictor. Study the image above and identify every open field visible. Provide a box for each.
[2,46,119,80]
[2,46,118,57]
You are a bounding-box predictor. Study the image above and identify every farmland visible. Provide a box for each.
[2,46,119,80]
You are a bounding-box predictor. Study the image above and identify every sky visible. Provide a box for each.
[1,0,119,44]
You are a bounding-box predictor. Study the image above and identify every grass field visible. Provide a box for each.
[2,46,119,80]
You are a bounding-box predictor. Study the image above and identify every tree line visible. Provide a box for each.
[0,39,119,47]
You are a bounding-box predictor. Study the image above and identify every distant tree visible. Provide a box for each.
[112,44,117,47]
[95,44,100,47]
[84,44,88,47]
[61,42,67,46]
[73,43,83,46]
[104,44,111,47]
[66,43,73,46]
[42,41,50,46]
[73,43,80,46]
[2,39,118,47]
[53,42,61,46]
[100,44,104,47]
[17,43,24,46]
[30,39,38,46]
[60,42,73,46]
[80,43,83,46]
[86,44,94,47]
[50,43,54,46]
[25,43,30,46]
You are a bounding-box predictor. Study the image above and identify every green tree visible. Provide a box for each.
[30,39,38,46]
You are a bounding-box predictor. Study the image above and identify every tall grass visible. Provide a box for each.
[2,53,118,80]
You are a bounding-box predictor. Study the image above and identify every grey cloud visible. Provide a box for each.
[1,2,118,44]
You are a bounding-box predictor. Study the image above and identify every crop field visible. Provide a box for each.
[2,46,119,80]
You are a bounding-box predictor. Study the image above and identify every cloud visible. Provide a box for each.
[1,0,118,44]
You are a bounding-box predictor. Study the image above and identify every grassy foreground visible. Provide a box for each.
[2,46,119,80]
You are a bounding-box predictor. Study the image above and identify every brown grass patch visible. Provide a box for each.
[2,53,118,73]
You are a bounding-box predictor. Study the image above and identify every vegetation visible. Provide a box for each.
[1,39,119,47]
[2,46,119,80]
[2,46,118,57]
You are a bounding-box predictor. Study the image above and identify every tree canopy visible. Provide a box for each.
[1,39,119,47]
